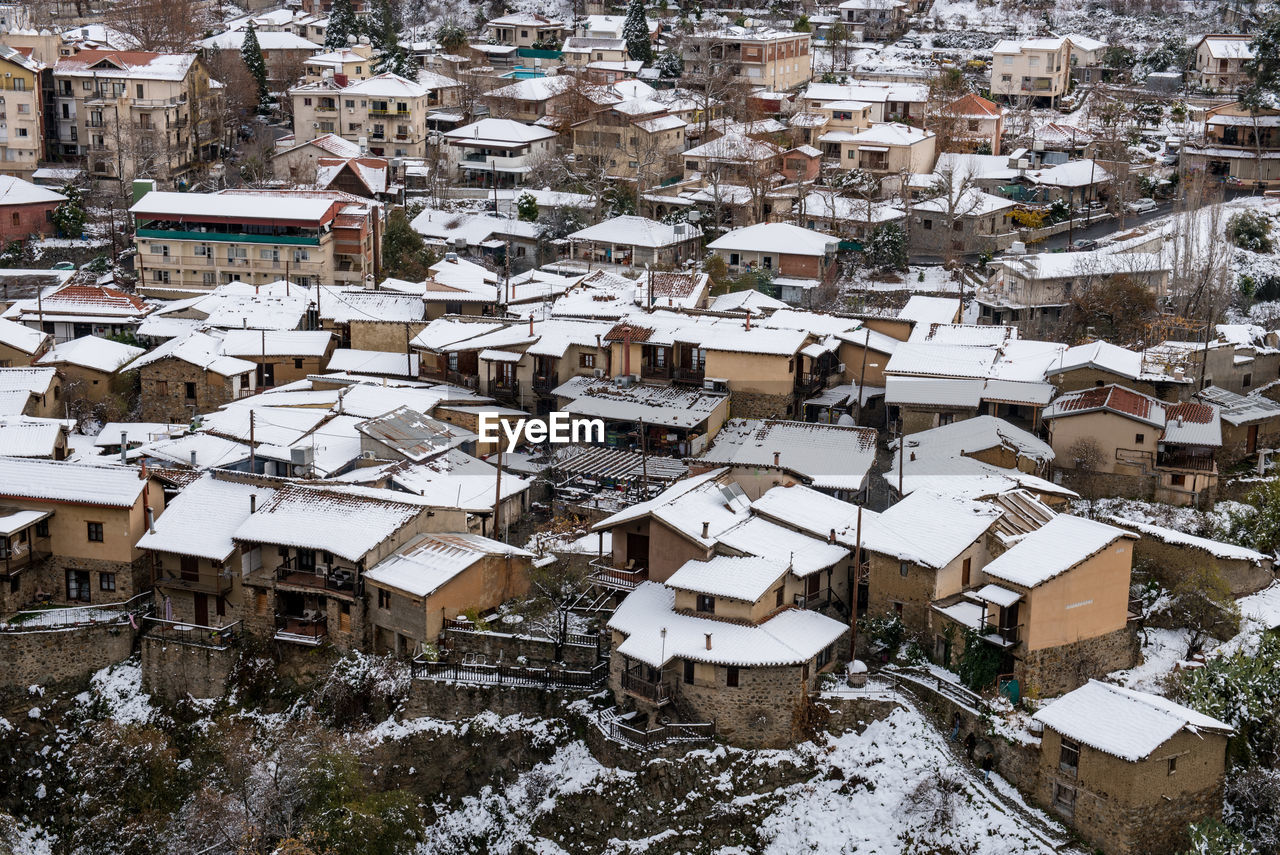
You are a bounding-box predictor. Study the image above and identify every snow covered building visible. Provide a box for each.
[0,177,64,243]
[2,279,154,343]
[1182,101,1280,190]
[707,223,840,308]
[442,118,558,189]
[1033,681,1231,855]
[0,316,51,367]
[35,335,144,404]
[1191,34,1254,93]
[681,27,812,92]
[567,216,703,268]
[989,37,1072,106]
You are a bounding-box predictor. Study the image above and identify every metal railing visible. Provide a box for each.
[589,558,648,591]
[621,669,670,705]
[154,571,232,596]
[0,591,151,632]
[274,614,327,644]
[594,708,713,750]
[532,373,559,393]
[2,540,50,576]
[980,620,1021,645]
[412,657,608,689]
[144,617,240,649]
[275,560,358,595]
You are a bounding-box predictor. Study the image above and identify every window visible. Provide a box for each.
[922,219,933,230]
[9,212,17,226]
[297,549,316,572]
[184,382,196,399]
[775,585,784,608]
[579,353,595,368]
[1052,783,1076,817]
[227,246,247,260]
[1135,433,1145,444]
[152,270,169,284]
[35,520,48,538]
[155,380,168,396]
[99,572,116,592]
[378,588,391,609]
[1244,373,1253,387]
[962,557,971,587]
[136,83,144,98]
[1168,756,1178,775]
[293,249,310,262]
[729,252,740,266]
[817,643,833,669]
[1059,738,1080,776]
[259,248,279,261]
[87,522,104,542]
[1170,473,1186,486]
[294,358,304,369]
[696,594,715,614]
[726,666,740,687]
[899,561,909,577]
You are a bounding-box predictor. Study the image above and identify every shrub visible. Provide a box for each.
[1227,210,1274,253]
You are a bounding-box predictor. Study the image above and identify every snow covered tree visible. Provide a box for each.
[240,22,269,107]
[1165,567,1241,657]
[1222,479,1280,554]
[323,0,357,50]
[1240,5,1280,110]
[1178,819,1257,855]
[516,192,539,222]
[622,0,652,64]
[51,184,86,238]
[381,208,433,280]
[1175,631,1280,768]
[365,0,412,77]
[654,49,683,79]
[434,22,469,55]
[374,43,414,77]
[864,223,907,271]
[1227,210,1274,253]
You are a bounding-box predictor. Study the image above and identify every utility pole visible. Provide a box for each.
[491,441,504,542]
[639,417,649,495]
[850,502,862,661]
[249,409,256,473]
[854,327,869,425]
[405,322,414,379]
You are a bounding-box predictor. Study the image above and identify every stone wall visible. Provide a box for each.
[1127,533,1274,598]
[141,635,237,700]
[403,675,588,720]
[729,390,795,420]
[1018,625,1138,698]
[442,627,604,670]
[670,659,813,747]
[138,360,237,423]
[0,621,136,697]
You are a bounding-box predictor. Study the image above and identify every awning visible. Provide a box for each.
[459,162,532,174]
[479,349,524,362]
[972,583,1022,607]
[857,144,890,153]
[0,507,52,537]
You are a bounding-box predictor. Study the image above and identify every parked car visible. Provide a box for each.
[1126,198,1159,215]
[1068,239,1098,252]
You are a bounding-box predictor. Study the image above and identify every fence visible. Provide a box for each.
[144,617,240,650]
[593,708,714,751]
[411,657,609,690]
[443,619,603,651]
[0,592,152,632]
[885,664,989,714]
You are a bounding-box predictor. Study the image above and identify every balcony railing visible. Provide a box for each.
[275,614,327,645]
[154,571,232,596]
[589,558,648,591]
[621,669,671,705]
[793,589,829,609]
[1157,452,1216,472]
[672,367,705,384]
[275,560,358,595]
[640,363,672,380]
[980,620,1020,646]
[412,658,609,689]
[532,373,559,393]
[594,708,713,750]
[144,617,239,650]
[1,539,50,576]
[490,378,519,396]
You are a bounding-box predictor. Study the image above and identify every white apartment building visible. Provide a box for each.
[989,37,1072,106]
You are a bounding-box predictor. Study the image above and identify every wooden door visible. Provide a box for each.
[180,555,199,582]
[1248,423,1259,454]
[193,593,209,626]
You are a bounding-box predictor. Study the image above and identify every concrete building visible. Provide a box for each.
[443,118,558,188]
[1192,34,1254,93]
[837,0,908,40]
[483,13,565,48]
[130,189,381,293]
[52,50,223,188]
[0,45,44,180]
[1182,102,1280,190]
[826,122,936,178]
[683,28,812,92]
[989,37,1072,106]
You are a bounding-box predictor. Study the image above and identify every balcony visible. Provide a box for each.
[274,614,327,645]
[621,669,671,706]
[490,378,519,397]
[1157,452,1217,472]
[672,367,705,385]
[315,103,338,113]
[640,363,672,380]
[155,571,232,596]
[1,538,50,576]
[275,559,358,597]
[369,108,411,116]
[532,373,559,394]
[793,589,830,609]
[144,617,239,650]
[795,372,825,394]
[590,557,648,591]
[980,620,1020,647]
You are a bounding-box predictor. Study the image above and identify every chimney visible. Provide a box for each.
[250,494,257,513]
[145,507,155,534]
[120,430,128,464]
[829,528,836,544]
[190,450,197,467]
[529,316,534,335]
[745,313,751,330]
[773,450,780,466]
[701,521,710,538]
[704,633,712,650]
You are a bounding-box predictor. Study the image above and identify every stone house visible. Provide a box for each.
[0,367,62,418]
[1045,340,1193,403]
[35,335,144,406]
[1033,680,1232,855]
[1043,384,1222,506]
[567,216,703,268]
[909,188,1016,257]
[7,281,154,343]
[218,329,334,390]
[707,223,840,308]
[952,514,1139,697]
[363,532,533,655]
[607,577,846,747]
[1196,385,1280,464]
[0,317,52,367]
[0,457,165,615]
[1107,515,1273,597]
[270,133,363,183]
[131,332,258,423]
[138,472,277,627]
[235,483,466,650]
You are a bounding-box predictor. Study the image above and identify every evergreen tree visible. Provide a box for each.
[516,192,539,222]
[865,223,907,271]
[51,184,86,238]
[434,22,469,55]
[241,21,269,107]
[654,50,683,79]
[381,208,432,280]
[1240,4,1280,110]
[324,0,358,50]
[622,0,652,64]
[366,0,412,77]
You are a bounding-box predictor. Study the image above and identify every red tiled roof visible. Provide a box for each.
[46,284,148,312]
[604,321,654,343]
[1049,384,1161,422]
[1164,401,1215,425]
[948,93,1002,118]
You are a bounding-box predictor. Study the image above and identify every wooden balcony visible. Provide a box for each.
[590,558,648,591]
[980,620,1020,647]
[621,669,671,706]
[274,614,327,645]
[155,571,232,596]
[275,559,358,597]
[1,539,50,577]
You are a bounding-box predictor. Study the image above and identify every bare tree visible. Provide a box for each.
[108,0,210,52]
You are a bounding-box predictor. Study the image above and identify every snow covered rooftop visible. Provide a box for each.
[36,335,144,373]
[1196,385,1280,426]
[982,514,1133,589]
[0,457,146,507]
[593,469,749,547]
[698,419,876,491]
[555,375,728,430]
[0,175,66,207]
[356,405,473,462]
[199,30,320,50]
[569,215,701,248]
[864,491,1002,569]
[128,332,255,377]
[233,484,426,561]
[326,348,419,378]
[1106,515,1269,565]
[138,474,276,561]
[608,581,847,668]
[898,295,959,326]
[54,49,195,80]
[220,330,332,358]
[707,222,838,256]
[899,415,1053,464]
[0,418,69,458]
[444,118,558,145]
[665,555,789,602]
[0,317,49,356]
[1033,680,1231,762]
[365,532,532,597]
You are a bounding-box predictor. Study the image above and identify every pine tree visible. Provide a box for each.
[324,0,357,50]
[516,192,539,222]
[622,0,652,64]
[241,21,269,107]
[366,0,412,77]
[1240,5,1280,110]
[51,184,86,238]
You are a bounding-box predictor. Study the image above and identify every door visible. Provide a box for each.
[805,573,821,603]
[625,533,649,570]
[193,593,209,626]
[1248,423,1259,454]
[65,569,90,602]
[180,555,199,582]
